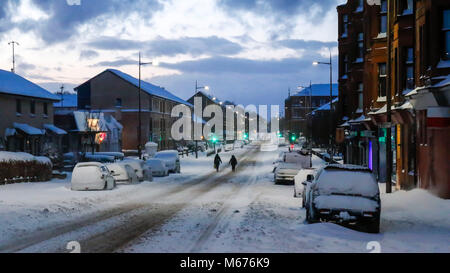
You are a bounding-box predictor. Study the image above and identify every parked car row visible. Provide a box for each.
[71,150,181,191]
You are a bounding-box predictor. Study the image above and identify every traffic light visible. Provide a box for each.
[243,133,249,140]
[289,133,297,144]
[212,136,218,143]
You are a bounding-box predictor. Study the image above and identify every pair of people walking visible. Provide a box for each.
[214,154,238,172]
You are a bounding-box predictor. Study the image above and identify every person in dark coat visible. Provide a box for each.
[229,155,238,172]
[214,153,222,172]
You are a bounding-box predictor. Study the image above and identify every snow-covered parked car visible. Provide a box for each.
[305,164,381,233]
[154,150,180,173]
[293,168,317,202]
[107,163,139,184]
[123,158,153,182]
[145,159,169,177]
[274,162,303,184]
[71,162,115,191]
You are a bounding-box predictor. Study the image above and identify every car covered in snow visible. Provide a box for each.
[304,164,381,233]
[107,162,139,184]
[71,162,115,191]
[145,159,169,177]
[293,168,317,202]
[123,158,153,182]
[154,150,180,173]
[274,162,303,184]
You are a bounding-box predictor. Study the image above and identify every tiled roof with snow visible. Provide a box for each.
[107,69,193,107]
[294,84,338,97]
[0,69,59,101]
[53,93,77,108]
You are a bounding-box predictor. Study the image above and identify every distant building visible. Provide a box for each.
[284,84,338,145]
[0,69,66,155]
[75,69,192,152]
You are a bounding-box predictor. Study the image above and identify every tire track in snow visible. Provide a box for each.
[1,146,260,253]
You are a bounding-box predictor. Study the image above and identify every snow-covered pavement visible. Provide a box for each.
[0,144,449,253]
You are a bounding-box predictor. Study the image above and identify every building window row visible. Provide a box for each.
[15,99,48,117]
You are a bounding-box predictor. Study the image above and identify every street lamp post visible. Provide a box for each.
[298,81,313,168]
[194,81,209,159]
[8,41,19,73]
[313,50,334,162]
[138,52,158,159]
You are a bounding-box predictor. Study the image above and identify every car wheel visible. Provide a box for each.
[366,215,380,234]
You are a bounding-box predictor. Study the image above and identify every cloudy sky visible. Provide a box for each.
[0,0,346,109]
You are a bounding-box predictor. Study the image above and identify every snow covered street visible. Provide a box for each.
[0,144,449,253]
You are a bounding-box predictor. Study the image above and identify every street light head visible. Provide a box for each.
[152,60,160,66]
[204,86,210,91]
[312,61,319,66]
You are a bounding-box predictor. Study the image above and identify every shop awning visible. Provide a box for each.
[13,123,44,136]
[44,124,67,135]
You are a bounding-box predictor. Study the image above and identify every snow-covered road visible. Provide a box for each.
[0,143,449,253]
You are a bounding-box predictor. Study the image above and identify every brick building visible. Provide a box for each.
[75,69,192,152]
[0,69,66,156]
[337,0,450,198]
[284,84,338,145]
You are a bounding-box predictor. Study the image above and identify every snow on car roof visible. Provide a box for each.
[0,69,59,101]
[324,164,371,172]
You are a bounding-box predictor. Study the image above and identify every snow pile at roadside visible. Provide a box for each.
[381,188,450,228]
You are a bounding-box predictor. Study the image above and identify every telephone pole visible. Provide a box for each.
[8,41,19,73]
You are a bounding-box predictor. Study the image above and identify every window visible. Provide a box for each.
[380,0,387,34]
[160,101,165,113]
[43,102,48,116]
[342,15,348,37]
[356,0,364,12]
[16,99,21,114]
[30,100,36,115]
[357,33,364,60]
[443,9,450,60]
[405,47,414,90]
[378,63,387,97]
[115,98,122,107]
[398,0,413,15]
[343,54,349,74]
[357,83,364,110]
[149,98,153,111]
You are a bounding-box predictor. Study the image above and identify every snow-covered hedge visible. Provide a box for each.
[0,152,52,184]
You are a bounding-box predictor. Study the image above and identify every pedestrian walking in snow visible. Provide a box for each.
[229,155,238,172]
[214,153,222,172]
